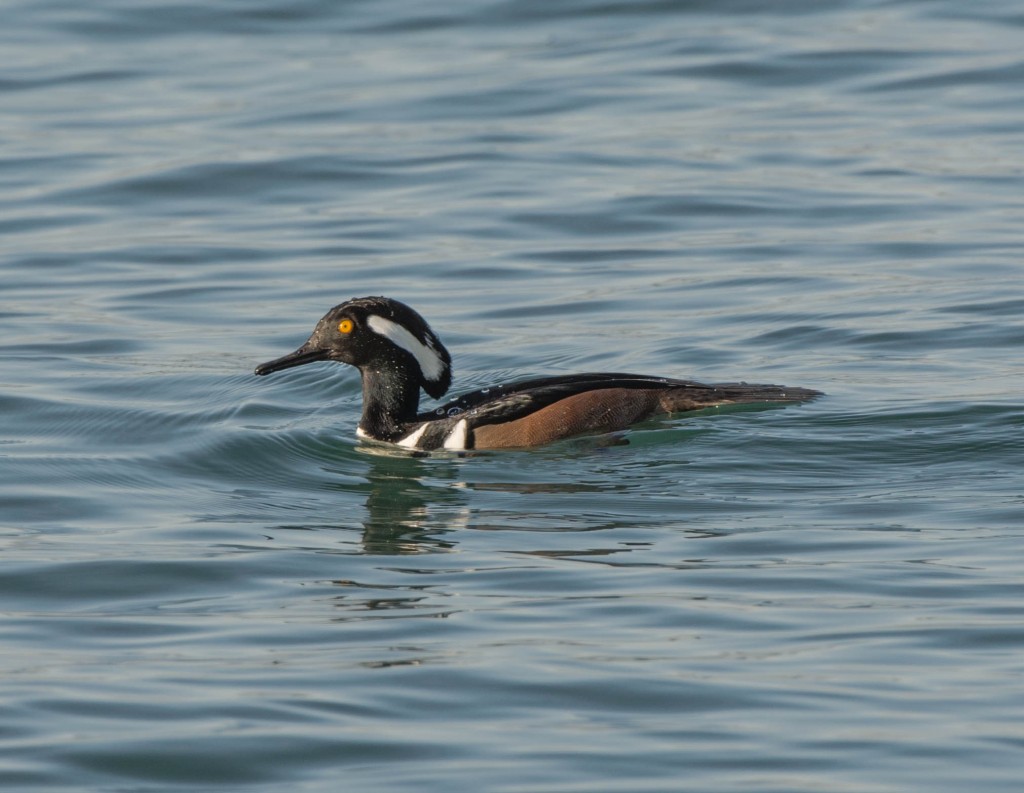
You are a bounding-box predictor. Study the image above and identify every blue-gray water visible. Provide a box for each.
[3,1,1023,790]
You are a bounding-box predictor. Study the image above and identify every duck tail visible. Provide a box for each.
[660,382,822,413]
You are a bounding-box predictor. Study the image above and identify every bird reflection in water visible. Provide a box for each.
[339,445,468,555]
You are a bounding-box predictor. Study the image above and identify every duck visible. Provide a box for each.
[254,296,820,451]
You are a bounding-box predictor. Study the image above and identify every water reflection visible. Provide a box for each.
[343,447,468,554]
[311,436,717,562]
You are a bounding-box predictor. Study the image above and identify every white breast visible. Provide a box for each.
[442,419,468,450]
[396,424,428,448]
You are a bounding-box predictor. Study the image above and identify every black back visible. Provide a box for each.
[415,372,710,427]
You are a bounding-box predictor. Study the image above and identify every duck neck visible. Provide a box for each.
[357,365,421,442]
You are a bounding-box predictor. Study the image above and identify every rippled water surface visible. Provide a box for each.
[3,1,1024,790]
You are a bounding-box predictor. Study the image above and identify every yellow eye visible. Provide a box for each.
[338,319,354,334]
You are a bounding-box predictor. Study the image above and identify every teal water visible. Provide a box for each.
[3,1,1024,791]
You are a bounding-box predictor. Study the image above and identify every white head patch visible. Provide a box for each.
[366,314,446,383]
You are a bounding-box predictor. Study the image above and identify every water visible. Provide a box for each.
[3,0,1024,790]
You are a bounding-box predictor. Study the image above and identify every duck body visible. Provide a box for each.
[255,296,821,451]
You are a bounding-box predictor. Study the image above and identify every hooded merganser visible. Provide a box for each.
[255,296,821,451]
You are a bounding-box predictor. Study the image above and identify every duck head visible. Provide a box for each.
[254,296,452,400]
